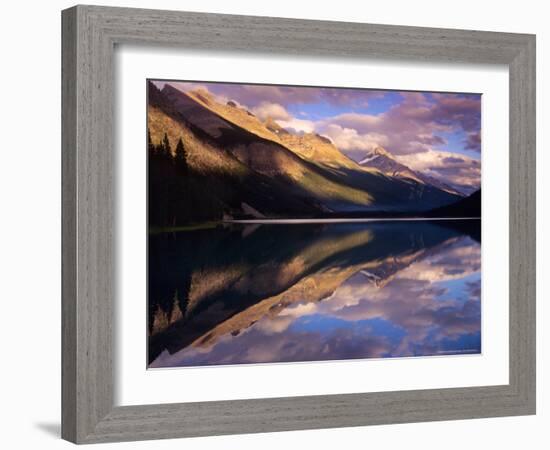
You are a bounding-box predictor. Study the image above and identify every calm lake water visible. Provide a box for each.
[148,220,481,368]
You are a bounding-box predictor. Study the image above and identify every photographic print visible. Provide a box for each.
[147,80,481,368]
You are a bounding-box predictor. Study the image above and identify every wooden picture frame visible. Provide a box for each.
[62,5,536,444]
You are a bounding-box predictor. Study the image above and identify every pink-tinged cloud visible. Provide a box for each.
[465,130,481,151]
[160,81,387,109]
[210,84,385,109]
[397,149,481,193]
[319,92,481,156]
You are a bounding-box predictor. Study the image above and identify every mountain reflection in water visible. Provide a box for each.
[148,220,481,368]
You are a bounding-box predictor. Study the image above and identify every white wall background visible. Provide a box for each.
[0,0,546,448]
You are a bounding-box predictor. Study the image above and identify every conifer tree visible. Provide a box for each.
[147,128,155,155]
[174,137,188,171]
[161,132,171,158]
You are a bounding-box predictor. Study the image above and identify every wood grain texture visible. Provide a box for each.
[508,35,536,409]
[61,4,536,444]
[62,5,114,443]
[61,6,77,443]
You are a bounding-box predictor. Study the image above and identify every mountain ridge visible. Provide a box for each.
[147,82,463,225]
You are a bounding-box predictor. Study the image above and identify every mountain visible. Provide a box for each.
[359,146,465,196]
[360,146,422,182]
[427,189,481,218]
[147,82,462,225]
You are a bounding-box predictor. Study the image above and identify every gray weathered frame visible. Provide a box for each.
[62,4,536,444]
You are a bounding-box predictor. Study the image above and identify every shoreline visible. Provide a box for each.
[224,217,481,224]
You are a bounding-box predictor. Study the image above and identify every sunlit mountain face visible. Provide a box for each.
[148,221,481,367]
[146,79,482,368]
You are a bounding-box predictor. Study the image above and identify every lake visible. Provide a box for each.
[148,219,481,368]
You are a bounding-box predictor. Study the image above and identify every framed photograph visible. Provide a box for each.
[146,79,484,369]
[62,5,536,444]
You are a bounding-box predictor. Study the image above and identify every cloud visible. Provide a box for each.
[317,92,480,158]
[206,84,384,109]
[431,93,482,134]
[152,320,393,366]
[251,102,291,121]
[465,131,482,152]
[320,124,388,152]
[397,149,481,192]
[279,302,318,317]
[210,84,319,108]
[318,88,385,107]
[466,279,481,301]
[322,113,383,131]
[442,156,466,164]
[163,81,387,111]
[277,118,316,134]
[358,94,451,153]
[401,240,481,283]
[313,236,482,351]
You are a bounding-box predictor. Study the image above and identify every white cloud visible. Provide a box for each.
[397,149,481,189]
[319,124,389,152]
[251,102,291,121]
[276,118,316,134]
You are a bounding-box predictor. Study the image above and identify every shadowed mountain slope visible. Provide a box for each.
[427,189,481,218]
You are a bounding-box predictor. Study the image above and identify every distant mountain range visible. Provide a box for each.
[147,82,465,226]
[359,146,465,196]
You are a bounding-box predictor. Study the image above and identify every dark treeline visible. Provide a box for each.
[148,129,253,226]
[148,129,188,167]
[148,129,192,227]
[148,129,223,227]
